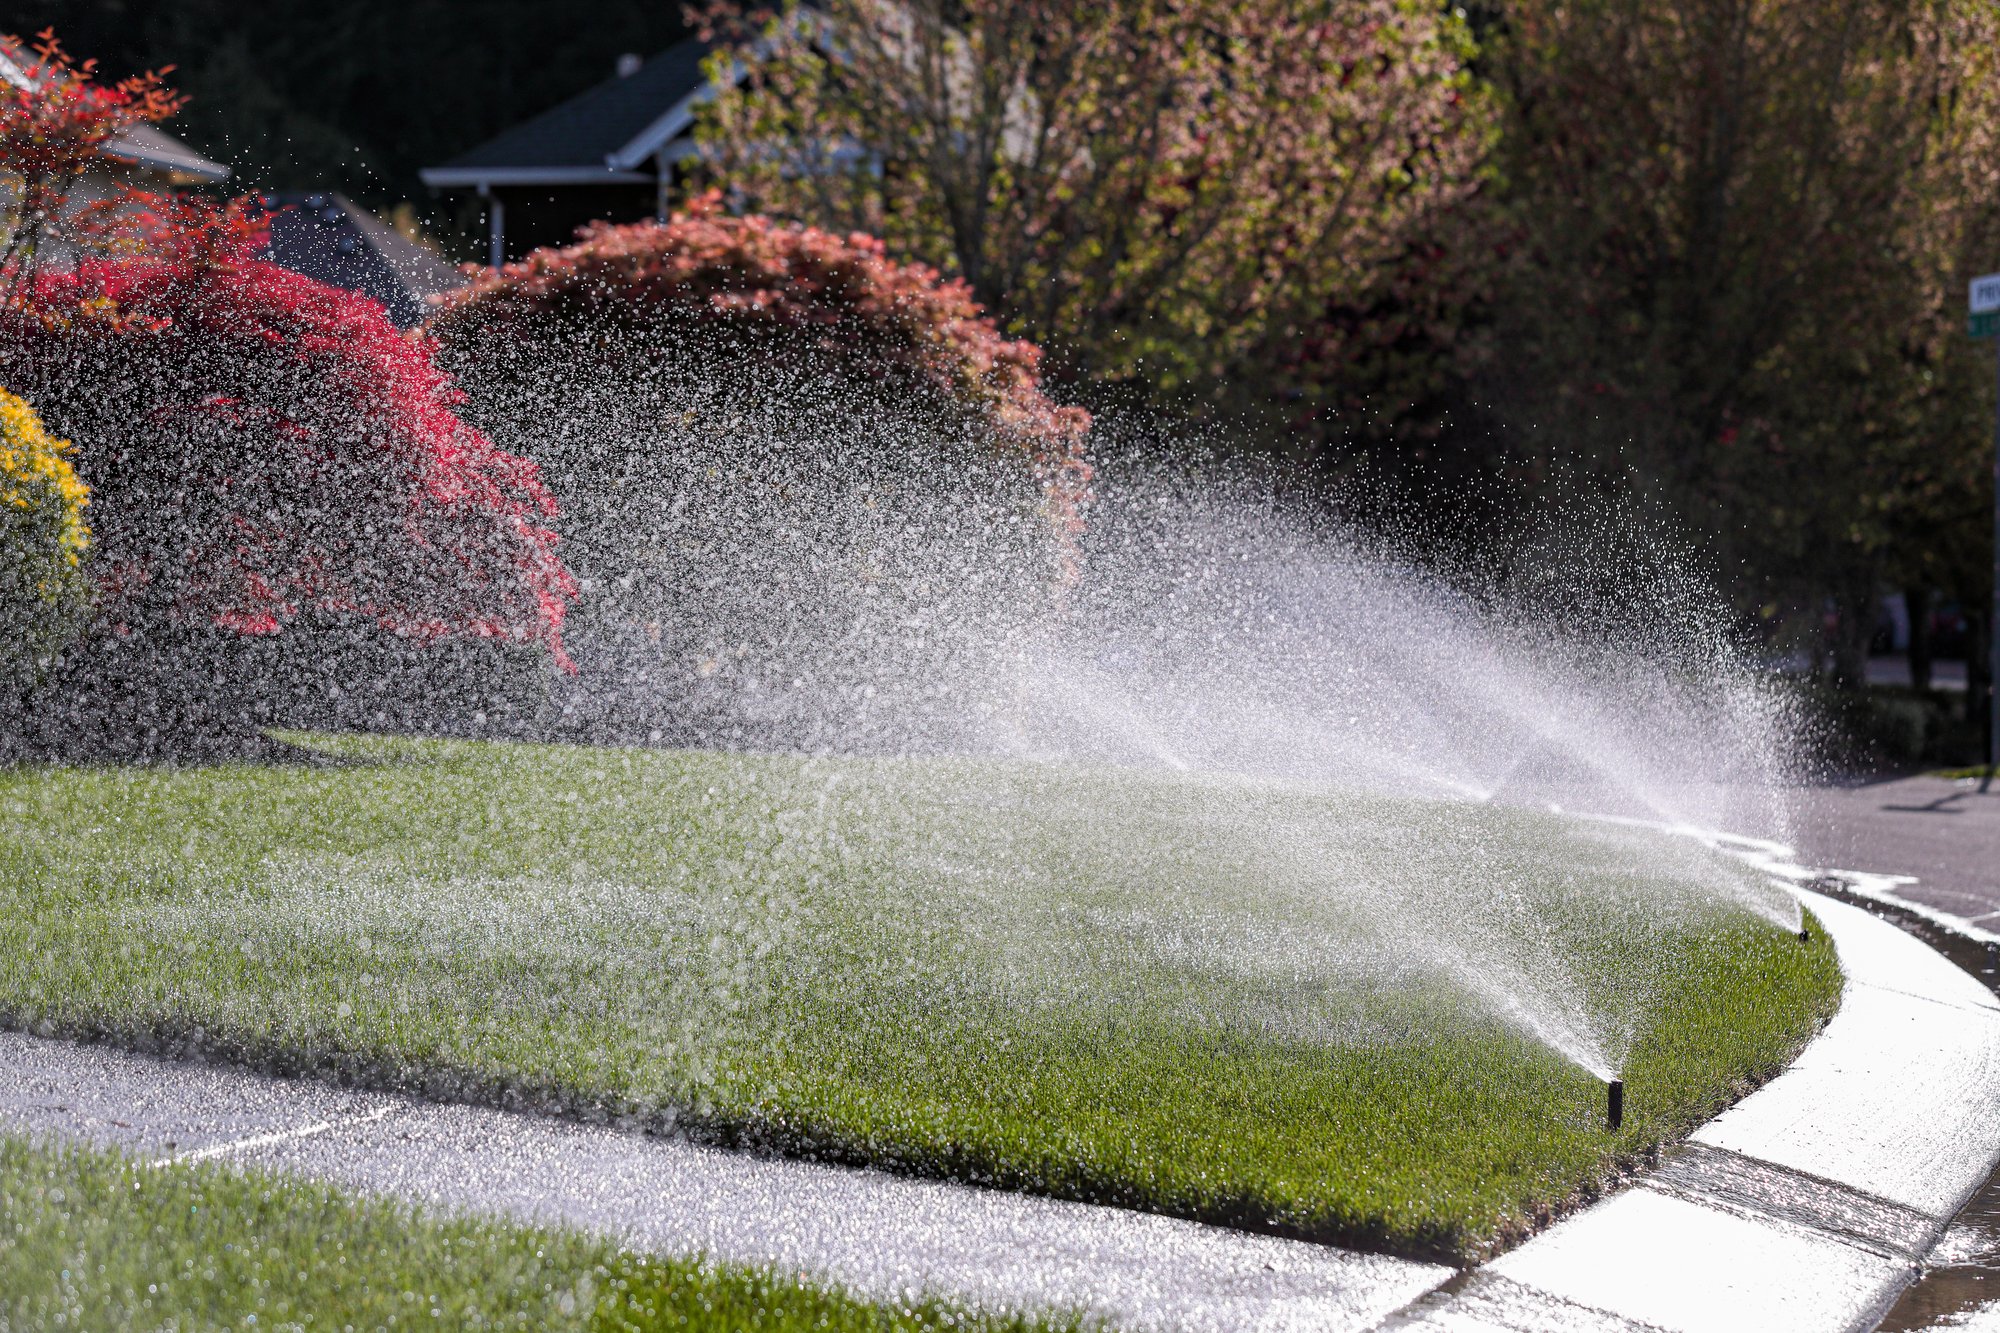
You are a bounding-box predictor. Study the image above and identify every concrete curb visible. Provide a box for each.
[1389,887,2000,1333]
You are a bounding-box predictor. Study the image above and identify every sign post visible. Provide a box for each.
[1974,273,2000,791]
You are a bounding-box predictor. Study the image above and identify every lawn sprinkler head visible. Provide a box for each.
[1984,940,1997,975]
[1607,1078,1624,1131]
[1798,923,1811,944]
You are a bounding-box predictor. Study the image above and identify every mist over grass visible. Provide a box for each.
[0,734,1839,1261]
[358,356,1810,851]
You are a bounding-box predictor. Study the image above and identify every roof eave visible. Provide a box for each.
[101,144,231,182]
[421,166,654,189]
[604,32,784,172]
[605,70,734,172]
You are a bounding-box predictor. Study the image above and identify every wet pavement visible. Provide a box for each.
[0,1031,1451,1333]
[1777,782,2000,1333]
[1879,1163,2000,1331]
[1817,883,2000,1333]
[1792,778,2000,933]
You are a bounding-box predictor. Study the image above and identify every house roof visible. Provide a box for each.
[0,44,229,184]
[421,40,721,190]
[259,191,464,328]
[104,122,230,183]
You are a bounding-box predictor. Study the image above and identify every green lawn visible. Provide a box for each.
[0,733,1840,1261]
[0,1132,1072,1332]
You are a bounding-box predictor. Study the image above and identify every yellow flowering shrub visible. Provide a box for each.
[0,387,91,688]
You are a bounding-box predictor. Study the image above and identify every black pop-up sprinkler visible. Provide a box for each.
[1606,1078,1624,1131]
[1798,923,1811,943]
[1985,940,1998,975]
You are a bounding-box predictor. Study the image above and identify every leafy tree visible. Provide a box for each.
[1864,3,2000,692]
[1476,0,2000,680]
[694,0,1492,403]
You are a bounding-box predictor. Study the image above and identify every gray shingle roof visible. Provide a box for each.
[260,191,464,328]
[422,40,714,188]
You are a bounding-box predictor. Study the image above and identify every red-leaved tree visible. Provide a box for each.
[427,195,1091,748]
[430,194,1091,540]
[0,204,576,668]
[0,28,183,287]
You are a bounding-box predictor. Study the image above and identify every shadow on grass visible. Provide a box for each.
[3,624,541,768]
[0,722,346,768]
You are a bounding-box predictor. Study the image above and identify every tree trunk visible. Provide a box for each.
[1968,610,1991,727]
[1906,585,1933,692]
[1828,585,1875,692]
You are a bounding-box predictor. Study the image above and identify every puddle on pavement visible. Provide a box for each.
[1878,1172,2000,1330]
[1821,886,2000,1332]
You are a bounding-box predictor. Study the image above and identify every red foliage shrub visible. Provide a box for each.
[0,28,182,279]
[0,218,576,666]
[430,193,1092,539]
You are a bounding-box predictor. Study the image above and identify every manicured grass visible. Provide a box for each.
[0,733,1840,1261]
[0,1132,1069,1332]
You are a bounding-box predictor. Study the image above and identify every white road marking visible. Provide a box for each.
[159,1105,397,1165]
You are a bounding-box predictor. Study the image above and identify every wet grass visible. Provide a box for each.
[0,732,1841,1262]
[0,1132,1069,1332]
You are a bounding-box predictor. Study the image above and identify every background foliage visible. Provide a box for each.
[697,0,1490,405]
[12,0,2000,696]
[1474,0,2000,681]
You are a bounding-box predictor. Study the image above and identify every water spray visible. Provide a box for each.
[1606,1078,1623,1131]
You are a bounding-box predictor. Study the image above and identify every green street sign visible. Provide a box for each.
[1972,310,2000,338]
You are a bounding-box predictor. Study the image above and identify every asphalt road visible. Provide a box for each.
[1791,777,2000,931]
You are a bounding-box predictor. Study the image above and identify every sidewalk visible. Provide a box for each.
[0,1031,1449,1333]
